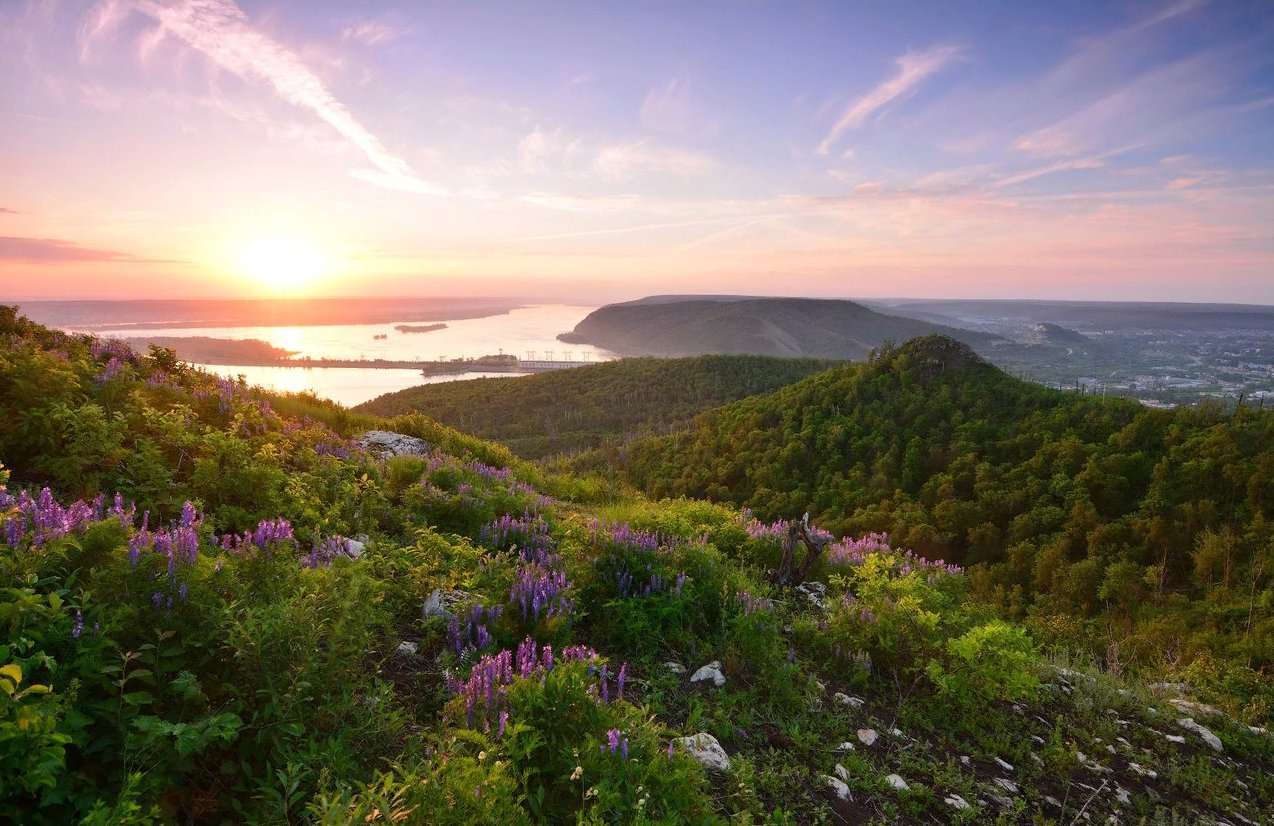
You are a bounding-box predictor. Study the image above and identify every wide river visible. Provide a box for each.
[81,304,613,407]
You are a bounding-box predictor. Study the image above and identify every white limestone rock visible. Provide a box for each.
[664,661,686,675]
[833,692,864,709]
[1177,717,1224,752]
[342,537,365,559]
[396,640,418,656]
[422,588,448,619]
[832,741,856,753]
[356,430,431,457]
[944,794,970,811]
[794,581,827,609]
[689,661,726,688]
[822,775,851,801]
[676,733,730,772]
[857,728,879,747]
[885,774,909,792]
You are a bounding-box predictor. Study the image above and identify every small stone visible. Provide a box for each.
[396,640,418,656]
[944,794,970,811]
[690,661,726,688]
[1128,762,1157,779]
[1114,786,1131,805]
[960,755,972,767]
[832,741,856,753]
[889,727,905,738]
[857,728,879,747]
[422,589,448,619]
[990,794,1015,808]
[664,661,686,675]
[833,692,865,709]
[675,733,730,772]
[1177,718,1223,752]
[794,581,827,609]
[342,537,365,559]
[994,757,1014,772]
[994,778,1018,794]
[822,775,851,800]
[885,774,909,792]
[833,763,850,782]
[1045,795,1062,807]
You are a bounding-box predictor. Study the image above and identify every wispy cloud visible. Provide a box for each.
[517,127,583,173]
[0,236,177,263]
[341,19,406,47]
[114,0,443,195]
[593,140,717,181]
[0,208,17,215]
[1014,49,1231,158]
[640,79,716,136]
[1132,0,1208,33]
[818,45,961,155]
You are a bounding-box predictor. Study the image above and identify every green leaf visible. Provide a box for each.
[122,690,155,706]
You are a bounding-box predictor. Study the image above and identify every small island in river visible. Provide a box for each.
[395,323,448,334]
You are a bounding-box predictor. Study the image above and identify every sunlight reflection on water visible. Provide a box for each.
[86,304,615,407]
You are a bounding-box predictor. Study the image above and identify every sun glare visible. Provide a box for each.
[235,236,330,294]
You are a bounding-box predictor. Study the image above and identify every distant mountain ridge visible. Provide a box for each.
[557,297,999,359]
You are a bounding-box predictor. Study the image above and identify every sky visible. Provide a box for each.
[1,0,1272,304]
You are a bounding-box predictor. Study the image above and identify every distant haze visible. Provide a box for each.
[1,1,1272,302]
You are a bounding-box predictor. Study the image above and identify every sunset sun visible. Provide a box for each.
[235,236,330,293]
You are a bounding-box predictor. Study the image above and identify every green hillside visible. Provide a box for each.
[355,355,843,458]
[584,336,1274,691]
[2,310,1270,825]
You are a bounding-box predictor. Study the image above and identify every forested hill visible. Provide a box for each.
[589,335,1274,678]
[556,296,1000,358]
[355,354,844,458]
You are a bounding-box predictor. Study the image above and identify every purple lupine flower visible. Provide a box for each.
[498,710,508,738]
[668,741,675,760]
[4,515,24,548]
[617,663,627,701]
[71,610,83,639]
[621,737,628,760]
[607,728,621,754]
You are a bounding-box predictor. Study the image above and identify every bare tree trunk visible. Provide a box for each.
[769,513,830,586]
